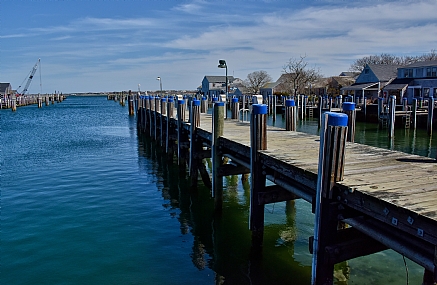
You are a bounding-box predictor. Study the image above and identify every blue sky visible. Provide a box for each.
[1,0,436,93]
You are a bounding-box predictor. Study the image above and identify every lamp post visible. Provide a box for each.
[156,77,162,97]
[218,60,227,100]
[218,60,228,119]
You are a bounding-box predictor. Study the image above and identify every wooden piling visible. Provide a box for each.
[189,99,201,185]
[389,95,396,138]
[428,97,434,136]
[166,97,174,153]
[318,96,323,129]
[342,102,356,142]
[231,98,239,119]
[212,101,225,211]
[160,97,167,146]
[311,112,348,285]
[201,96,207,114]
[285,99,297,131]
[177,99,186,166]
[412,98,417,130]
[154,96,160,141]
[250,104,268,248]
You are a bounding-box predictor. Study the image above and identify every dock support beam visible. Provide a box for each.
[312,112,348,285]
[250,104,268,248]
[177,100,186,166]
[412,98,417,130]
[128,90,134,116]
[389,95,396,138]
[231,98,239,119]
[166,97,174,154]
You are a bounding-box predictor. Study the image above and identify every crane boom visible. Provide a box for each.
[18,58,40,95]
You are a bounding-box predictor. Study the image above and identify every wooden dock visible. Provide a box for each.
[135,96,437,284]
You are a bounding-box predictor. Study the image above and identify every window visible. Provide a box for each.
[415,68,423,77]
[424,88,430,98]
[426,68,432,77]
[364,68,369,74]
[434,88,437,98]
[433,67,437,77]
[404,69,413,78]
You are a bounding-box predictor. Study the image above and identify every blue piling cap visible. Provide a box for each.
[304,96,308,98]
[285,99,295,107]
[413,98,417,101]
[327,112,348,127]
[161,97,167,102]
[167,97,174,103]
[215,102,224,107]
[378,97,384,101]
[212,97,218,102]
[145,96,149,99]
[202,97,207,100]
[155,96,160,99]
[183,96,187,99]
[178,99,185,105]
[342,102,355,111]
[193,99,200,106]
[403,97,407,100]
[252,104,267,115]
[232,98,238,103]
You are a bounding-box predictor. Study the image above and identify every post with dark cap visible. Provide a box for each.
[250,104,268,248]
[311,112,348,285]
[148,96,154,137]
[177,99,186,166]
[154,96,160,141]
[166,97,174,154]
[189,99,201,186]
[212,101,225,210]
[342,102,356,142]
[285,99,297,131]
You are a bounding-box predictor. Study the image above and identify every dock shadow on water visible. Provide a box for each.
[137,133,312,285]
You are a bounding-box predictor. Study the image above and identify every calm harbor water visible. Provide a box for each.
[1,96,432,284]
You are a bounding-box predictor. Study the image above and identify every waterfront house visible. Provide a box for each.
[383,60,437,104]
[201,75,235,98]
[341,64,399,102]
[0,82,12,99]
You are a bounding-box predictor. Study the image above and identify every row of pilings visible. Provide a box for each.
[126,90,373,284]
[1,93,65,111]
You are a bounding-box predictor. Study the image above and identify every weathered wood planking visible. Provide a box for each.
[196,113,437,243]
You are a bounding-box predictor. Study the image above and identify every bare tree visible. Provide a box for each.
[349,50,437,72]
[244,70,272,94]
[282,55,322,96]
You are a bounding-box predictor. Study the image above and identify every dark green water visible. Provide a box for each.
[1,97,429,284]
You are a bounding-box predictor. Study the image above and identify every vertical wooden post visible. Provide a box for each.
[428,97,434,136]
[250,104,267,248]
[285,99,297,131]
[11,95,17,112]
[318,96,323,129]
[166,97,174,153]
[342,102,356,142]
[402,97,408,111]
[189,99,201,186]
[312,112,348,285]
[160,97,167,146]
[154,96,160,141]
[201,96,207,113]
[148,96,153,137]
[177,99,186,165]
[231,97,239,119]
[389,95,396,138]
[272,95,277,122]
[412,98,417,130]
[419,97,423,108]
[212,102,224,210]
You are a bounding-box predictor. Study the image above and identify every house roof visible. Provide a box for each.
[339,72,359,78]
[0,82,11,93]
[204,76,235,83]
[367,64,400,82]
[331,76,355,87]
[382,78,413,91]
[341,82,379,91]
[403,60,437,68]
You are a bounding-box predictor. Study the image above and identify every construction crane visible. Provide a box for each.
[17,58,41,95]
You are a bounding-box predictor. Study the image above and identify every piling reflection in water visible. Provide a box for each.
[137,133,312,284]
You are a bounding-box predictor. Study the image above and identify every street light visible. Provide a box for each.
[218,60,227,100]
[156,77,162,97]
